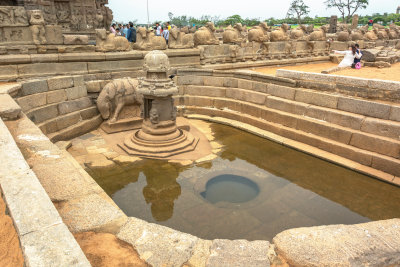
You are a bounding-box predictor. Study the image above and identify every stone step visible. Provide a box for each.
[37,106,99,135]
[48,114,103,143]
[182,95,400,160]
[183,105,400,178]
[183,85,400,140]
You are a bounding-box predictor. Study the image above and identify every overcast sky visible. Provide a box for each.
[108,0,397,24]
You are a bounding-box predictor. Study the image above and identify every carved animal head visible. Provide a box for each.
[281,23,290,32]
[29,10,45,25]
[170,27,179,39]
[320,25,327,33]
[234,23,243,31]
[299,25,307,32]
[95,29,107,40]
[137,27,148,38]
[260,22,269,31]
[206,22,216,32]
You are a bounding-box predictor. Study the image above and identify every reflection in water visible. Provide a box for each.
[85,123,400,241]
[142,163,182,221]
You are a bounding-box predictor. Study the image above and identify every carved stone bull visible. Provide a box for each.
[308,26,327,41]
[193,22,219,46]
[270,24,290,42]
[248,22,270,43]
[97,78,143,123]
[95,29,130,52]
[133,27,167,50]
[290,24,307,40]
[364,28,378,41]
[169,27,194,49]
[223,23,246,44]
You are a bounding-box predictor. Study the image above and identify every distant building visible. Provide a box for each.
[397,6,400,14]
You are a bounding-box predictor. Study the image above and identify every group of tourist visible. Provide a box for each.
[110,23,137,42]
[334,44,363,69]
[109,21,173,44]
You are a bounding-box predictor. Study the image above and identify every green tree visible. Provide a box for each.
[324,0,369,23]
[286,0,310,24]
[223,15,243,26]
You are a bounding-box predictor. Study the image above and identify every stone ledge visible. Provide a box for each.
[0,94,21,120]
[273,219,400,267]
[0,118,90,266]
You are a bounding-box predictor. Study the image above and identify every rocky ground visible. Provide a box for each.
[253,62,400,81]
[74,232,148,267]
[0,194,24,267]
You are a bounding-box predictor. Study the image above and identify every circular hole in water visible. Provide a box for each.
[200,174,260,204]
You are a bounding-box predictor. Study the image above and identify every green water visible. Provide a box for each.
[86,123,400,241]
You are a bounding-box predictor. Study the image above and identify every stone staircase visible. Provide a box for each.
[178,79,400,180]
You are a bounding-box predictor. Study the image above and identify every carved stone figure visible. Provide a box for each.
[133,27,167,50]
[149,108,159,124]
[290,24,307,40]
[328,15,338,33]
[270,23,290,42]
[193,22,219,46]
[29,10,46,45]
[364,28,378,41]
[308,26,327,41]
[248,22,270,43]
[223,23,245,44]
[168,26,194,49]
[95,28,130,52]
[97,78,143,123]
[94,9,103,29]
[337,29,351,42]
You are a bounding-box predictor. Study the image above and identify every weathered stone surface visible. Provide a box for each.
[17,93,47,112]
[0,83,21,96]
[47,76,74,91]
[73,76,85,87]
[117,217,199,267]
[58,97,93,115]
[177,75,204,86]
[26,104,59,124]
[80,107,99,120]
[85,81,101,93]
[368,79,400,91]
[21,223,91,267]
[337,97,391,119]
[66,86,88,100]
[18,62,88,79]
[273,219,400,267]
[0,94,21,120]
[390,106,400,122]
[275,69,301,80]
[361,118,400,140]
[57,193,127,234]
[267,84,296,100]
[362,49,380,62]
[350,133,400,158]
[185,239,212,267]
[266,96,308,116]
[295,90,338,109]
[46,89,67,104]
[30,54,59,63]
[206,239,270,267]
[0,65,18,80]
[21,79,48,96]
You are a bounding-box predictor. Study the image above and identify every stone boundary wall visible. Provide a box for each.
[176,68,400,185]
[0,74,400,265]
[276,69,400,102]
[0,49,201,81]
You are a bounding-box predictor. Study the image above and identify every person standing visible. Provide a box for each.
[122,24,129,38]
[162,26,169,45]
[353,43,362,68]
[155,23,162,36]
[110,23,116,35]
[167,21,171,31]
[127,22,136,43]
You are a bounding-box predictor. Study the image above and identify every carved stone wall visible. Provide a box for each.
[0,0,112,34]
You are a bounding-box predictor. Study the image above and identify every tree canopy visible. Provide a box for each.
[286,0,310,25]
[324,0,369,23]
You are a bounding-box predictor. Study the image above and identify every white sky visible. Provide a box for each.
[108,0,398,24]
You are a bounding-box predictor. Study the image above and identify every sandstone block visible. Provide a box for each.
[56,113,81,130]
[390,106,400,122]
[275,69,301,80]
[337,97,391,119]
[252,82,268,93]
[21,79,48,96]
[0,54,31,65]
[273,219,400,267]
[18,62,88,79]
[368,79,400,91]
[30,54,59,63]
[21,223,91,267]
[361,118,400,140]
[186,85,225,97]
[206,239,270,267]
[0,83,21,96]
[266,96,308,116]
[58,97,93,115]
[267,84,296,100]
[371,156,400,177]
[350,133,400,158]
[73,76,85,87]
[0,65,18,80]
[85,81,101,93]
[295,90,338,109]
[223,77,238,88]
[47,76,74,91]
[80,106,99,120]
[296,119,353,144]
[336,76,369,87]
[63,35,89,45]
[26,104,59,124]
[46,90,67,104]
[66,86,88,100]
[237,79,253,90]
[203,77,224,87]
[117,217,199,267]
[16,93,47,112]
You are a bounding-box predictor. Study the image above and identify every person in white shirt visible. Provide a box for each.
[155,23,162,36]
[322,45,361,74]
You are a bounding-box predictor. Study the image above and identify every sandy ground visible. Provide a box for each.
[74,232,148,267]
[252,62,400,82]
[0,195,24,267]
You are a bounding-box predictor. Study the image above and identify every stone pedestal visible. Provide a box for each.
[119,50,198,158]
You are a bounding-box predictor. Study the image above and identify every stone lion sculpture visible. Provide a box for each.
[169,27,194,49]
[133,27,167,50]
[97,78,143,123]
[270,24,290,42]
[308,25,327,41]
[388,24,400,39]
[364,28,378,41]
[223,23,246,44]
[248,22,270,43]
[95,29,130,52]
[193,22,219,46]
[29,10,46,45]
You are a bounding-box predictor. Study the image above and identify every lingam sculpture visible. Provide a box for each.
[120,50,198,158]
